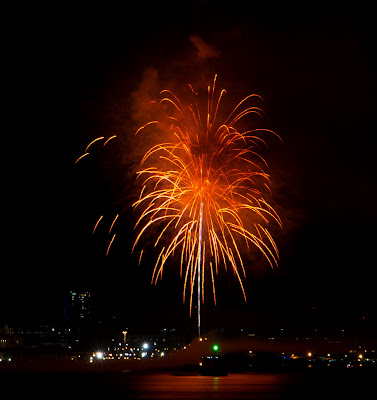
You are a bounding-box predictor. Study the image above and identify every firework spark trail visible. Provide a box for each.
[75,134,119,254]
[132,75,282,334]
[75,135,117,164]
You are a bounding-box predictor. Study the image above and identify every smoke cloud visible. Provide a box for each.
[189,34,221,60]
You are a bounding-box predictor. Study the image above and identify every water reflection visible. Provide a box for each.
[121,373,288,399]
[2,369,373,399]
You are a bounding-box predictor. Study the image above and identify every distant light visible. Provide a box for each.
[96,352,103,359]
[213,345,219,351]
[358,354,363,359]
[308,352,312,357]
[161,352,165,357]
[143,343,149,349]
[141,352,147,358]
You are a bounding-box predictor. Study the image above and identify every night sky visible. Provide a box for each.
[3,3,376,333]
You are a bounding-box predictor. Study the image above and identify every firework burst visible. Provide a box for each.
[132,75,282,333]
[75,75,282,336]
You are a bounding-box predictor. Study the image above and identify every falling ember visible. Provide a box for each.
[75,152,89,164]
[75,135,117,164]
[85,136,104,153]
[132,75,282,334]
[106,234,116,256]
[92,215,103,235]
[109,214,119,234]
[103,135,117,147]
[138,249,144,266]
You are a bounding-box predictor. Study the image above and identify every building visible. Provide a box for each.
[16,324,71,347]
[0,325,21,348]
[62,290,97,348]
[64,290,93,325]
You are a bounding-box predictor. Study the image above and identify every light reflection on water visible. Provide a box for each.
[2,369,373,399]
[115,372,289,399]
[105,371,372,399]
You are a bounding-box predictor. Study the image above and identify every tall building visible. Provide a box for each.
[64,290,93,325]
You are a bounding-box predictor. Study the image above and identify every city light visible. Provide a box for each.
[213,344,219,351]
[95,352,103,360]
[143,343,149,349]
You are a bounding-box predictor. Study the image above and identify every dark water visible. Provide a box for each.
[1,370,374,399]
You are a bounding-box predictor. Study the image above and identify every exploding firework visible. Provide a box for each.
[75,75,282,336]
[132,76,282,334]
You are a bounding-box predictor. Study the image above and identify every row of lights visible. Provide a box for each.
[91,342,167,362]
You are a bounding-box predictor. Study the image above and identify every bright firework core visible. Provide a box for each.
[133,75,282,335]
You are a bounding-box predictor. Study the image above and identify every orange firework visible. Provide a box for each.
[132,75,282,335]
[75,75,282,336]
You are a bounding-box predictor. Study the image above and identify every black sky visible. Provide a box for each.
[3,3,376,332]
